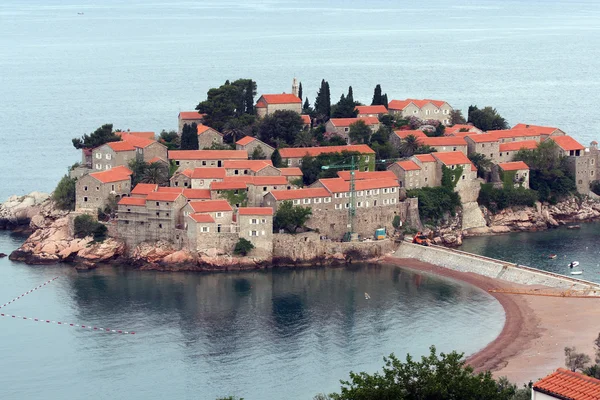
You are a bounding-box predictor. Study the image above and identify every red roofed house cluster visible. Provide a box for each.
[387,99,453,125]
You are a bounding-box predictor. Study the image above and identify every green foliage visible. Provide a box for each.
[371,84,386,106]
[500,170,518,188]
[97,194,118,221]
[565,346,591,372]
[294,130,316,147]
[331,86,358,118]
[52,175,76,211]
[441,165,463,190]
[407,187,461,222]
[399,134,420,157]
[158,130,179,150]
[590,181,600,196]
[302,97,313,116]
[450,109,467,125]
[234,238,254,256]
[513,140,576,201]
[378,114,395,127]
[274,201,312,233]
[258,110,304,147]
[328,346,515,400]
[250,145,267,160]
[195,79,257,132]
[300,151,368,185]
[271,148,284,168]
[69,162,81,171]
[298,82,302,104]
[180,123,199,150]
[467,105,509,131]
[289,178,304,188]
[314,79,331,121]
[129,159,169,186]
[478,184,538,212]
[348,120,371,144]
[74,214,107,241]
[468,153,493,179]
[72,123,121,149]
[220,190,247,207]
[392,215,401,230]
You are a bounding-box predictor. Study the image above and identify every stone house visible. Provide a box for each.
[355,105,388,118]
[197,124,224,149]
[144,191,188,242]
[92,141,137,171]
[311,177,400,210]
[76,166,132,212]
[465,134,500,162]
[115,197,148,246]
[237,208,274,256]
[444,124,483,136]
[190,168,226,189]
[412,154,439,187]
[389,129,427,149]
[388,160,423,190]
[497,140,538,163]
[209,176,292,207]
[278,145,375,169]
[209,180,249,206]
[532,368,600,400]
[263,187,332,212]
[178,111,205,134]
[549,136,591,194]
[223,160,278,177]
[182,200,234,232]
[182,188,211,202]
[419,136,468,155]
[512,123,566,140]
[277,167,303,182]
[120,133,167,164]
[170,169,193,188]
[387,99,453,125]
[300,114,311,129]
[498,161,530,189]
[255,93,302,118]
[235,136,275,159]
[487,128,541,144]
[168,150,248,169]
[336,170,397,181]
[431,151,480,203]
[131,183,158,198]
[325,117,380,143]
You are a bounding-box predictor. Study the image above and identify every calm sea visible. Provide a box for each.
[1,0,600,199]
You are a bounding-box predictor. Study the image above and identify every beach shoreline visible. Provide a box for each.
[384,256,600,384]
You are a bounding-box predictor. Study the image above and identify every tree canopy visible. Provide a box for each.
[300,151,364,185]
[258,110,304,147]
[331,86,358,118]
[52,175,76,210]
[180,123,199,150]
[159,130,179,150]
[314,79,331,121]
[467,105,509,131]
[72,124,121,149]
[129,160,169,186]
[273,201,312,233]
[195,79,257,132]
[348,120,372,144]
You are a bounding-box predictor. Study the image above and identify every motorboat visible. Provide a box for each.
[364,292,371,300]
[571,271,583,275]
[549,254,557,259]
[569,261,580,268]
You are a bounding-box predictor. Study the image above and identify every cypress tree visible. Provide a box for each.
[371,84,382,105]
[298,82,303,102]
[382,93,388,108]
[315,79,331,119]
[303,97,310,112]
[271,148,283,168]
[180,123,199,150]
[347,86,354,104]
[324,81,331,118]
[245,80,255,114]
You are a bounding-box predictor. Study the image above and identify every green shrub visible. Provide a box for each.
[74,214,107,241]
[52,175,76,211]
[234,238,254,256]
[392,215,401,230]
[406,187,461,222]
[591,180,600,196]
[478,183,538,212]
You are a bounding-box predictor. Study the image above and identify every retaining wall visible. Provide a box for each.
[393,242,600,291]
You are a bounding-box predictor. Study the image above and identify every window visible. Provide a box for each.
[324,198,331,203]
[234,169,239,175]
[344,192,350,198]
[365,201,369,207]
[413,110,418,114]
[391,198,397,204]
[95,163,101,170]
[261,219,266,223]
[314,198,321,204]
[202,226,209,233]
[383,199,389,204]
[499,153,502,156]
[335,193,341,199]
[303,198,310,204]
[383,188,389,194]
[158,224,163,228]
[155,202,160,206]
[345,203,350,209]
[111,184,115,191]
[106,154,111,160]
[216,212,223,218]
[357,190,363,197]
[443,109,449,115]
[251,218,258,224]
[105,165,110,170]
[83,196,88,202]
[357,201,362,207]
[434,109,439,114]
[453,147,457,151]
[84,186,88,191]
[373,200,377,206]
[95,153,101,159]
[175,161,180,166]
[462,175,465,180]
[156,211,160,216]
[344,127,349,132]
[391,187,396,193]
[451,176,455,181]
[482,144,485,148]
[366,190,371,196]
[451,165,455,170]
[202,161,207,166]
[335,204,342,210]
[592,171,595,176]
[592,159,595,165]
[374,189,379,195]
[293,199,300,205]
[244,170,249,175]
[287,159,292,166]
[250,230,258,237]
[425,110,430,115]
[166,213,169,217]
[96,186,100,191]
[263,187,268,192]
[365,156,369,162]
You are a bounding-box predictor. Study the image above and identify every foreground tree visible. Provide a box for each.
[233,238,254,256]
[450,109,467,125]
[72,123,121,149]
[52,175,76,210]
[565,346,591,372]
[348,120,371,144]
[273,201,312,233]
[159,129,179,150]
[258,110,304,147]
[469,152,493,179]
[314,79,331,121]
[271,148,284,168]
[467,105,509,131]
[399,134,421,157]
[195,79,257,132]
[331,86,358,118]
[371,84,383,106]
[180,123,199,150]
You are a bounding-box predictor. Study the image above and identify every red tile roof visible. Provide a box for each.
[117,131,155,140]
[197,124,221,136]
[499,140,538,152]
[223,160,273,172]
[488,128,541,140]
[446,124,478,134]
[222,176,255,184]
[550,135,585,151]
[188,213,215,223]
[395,160,421,171]
[238,207,273,216]
[394,129,427,139]
[259,94,302,104]
[118,197,146,206]
[182,189,211,200]
[256,100,266,108]
[432,151,472,166]
[329,117,379,127]
[278,167,303,176]
[146,192,182,202]
[318,177,399,193]
[301,114,311,125]
[188,200,232,212]
[120,133,156,149]
[513,123,561,135]
[131,183,158,195]
[252,176,288,185]
[414,154,436,163]
[355,105,387,115]
[465,134,498,143]
[190,168,226,179]
[269,187,331,201]
[89,166,132,183]
[106,141,135,152]
[498,161,529,171]
[168,150,248,160]
[337,170,397,180]
[534,368,600,400]
[156,187,184,193]
[148,156,166,164]
[236,136,256,146]
[279,145,375,159]
[179,111,205,120]
[175,169,193,178]
[211,180,248,190]
[419,136,467,146]
[388,99,448,110]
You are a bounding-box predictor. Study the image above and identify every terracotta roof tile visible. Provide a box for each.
[188,200,232,212]
[106,141,135,152]
[465,134,498,143]
[148,156,166,164]
[89,166,132,183]
[179,111,205,120]
[388,99,448,110]
[117,131,155,140]
[318,177,399,193]
[394,129,427,139]
[534,368,600,399]
[131,183,158,195]
[256,100,267,108]
[414,154,436,163]
[499,140,538,152]
[182,189,211,200]
[337,170,397,180]
[487,128,541,140]
[211,181,248,190]
[498,161,529,171]
[190,168,226,179]
[168,150,248,160]
[445,124,478,134]
[188,213,215,223]
[513,123,560,134]
[432,151,472,166]
[156,187,184,193]
[118,197,146,206]
[278,167,303,176]
[355,105,387,115]
[269,187,331,201]
[301,114,311,124]
[550,135,585,151]
[259,94,302,104]
[223,160,273,172]
[236,136,256,146]
[329,117,379,127]
[395,160,421,171]
[238,207,273,216]
[279,145,374,159]
[119,133,156,148]
[197,124,221,136]
[251,176,288,185]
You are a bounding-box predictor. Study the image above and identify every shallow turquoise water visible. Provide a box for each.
[0,231,504,400]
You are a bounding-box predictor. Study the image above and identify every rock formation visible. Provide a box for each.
[0,192,67,231]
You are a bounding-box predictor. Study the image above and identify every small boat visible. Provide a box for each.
[77,12,84,15]
[571,271,583,275]
[549,254,557,259]
[364,292,371,300]
[569,261,580,268]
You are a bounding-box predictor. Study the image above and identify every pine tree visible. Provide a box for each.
[298,82,303,102]
[180,123,199,150]
[372,84,382,105]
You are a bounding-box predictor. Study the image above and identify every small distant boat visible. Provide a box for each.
[569,261,580,268]
[567,225,581,230]
[571,271,583,275]
[77,12,84,15]
[364,292,371,300]
[549,254,557,259]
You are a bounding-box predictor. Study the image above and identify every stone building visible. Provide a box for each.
[549,136,591,194]
[532,368,600,400]
[278,145,375,169]
[278,167,303,182]
[169,150,248,169]
[117,131,156,140]
[418,136,468,155]
[263,187,332,211]
[336,170,397,181]
[411,154,438,187]
[255,94,302,118]
[223,160,278,177]
[387,99,453,125]
[355,105,388,118]
[512,123,566,140]
[209,176,291,207]
[300,114,311,129]
[444,124,483,136]
[388,160,423,190]
[190,168,226,189]
[196,124,224,149]
[498,161,530,189]
[310,177,400,210]
[91,134,167,171]
[497,140,538,163]
[178,111,205,135]
[170,169,193,188]
[431,151,480,203]
[75,166,132,212]
[131,183,158,198]
[325,117,380,143]
[237,207,274,257]
[235,136,275,159]
[487,128,541,144]
[182,200,234,232]
[465,134,500,162]
[389,129,427,149]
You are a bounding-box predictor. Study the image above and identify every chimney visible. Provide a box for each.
[292,77,299,97]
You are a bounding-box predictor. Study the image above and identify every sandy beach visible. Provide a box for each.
[384,257,600,385]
